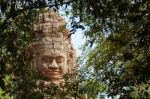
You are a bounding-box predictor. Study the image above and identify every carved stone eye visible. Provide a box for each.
[56,56,65,64]
[42,56,53,63]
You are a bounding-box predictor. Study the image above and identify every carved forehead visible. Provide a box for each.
[39,51,66,58]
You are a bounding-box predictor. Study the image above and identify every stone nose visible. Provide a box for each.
[48,59,58,69]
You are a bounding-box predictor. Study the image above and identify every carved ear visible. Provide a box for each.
[66,52,73,73]
[67,60,71,73]
[31,58,36,70]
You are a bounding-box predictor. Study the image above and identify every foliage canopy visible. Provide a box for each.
[0,0,150,98]
[70,0,150,98]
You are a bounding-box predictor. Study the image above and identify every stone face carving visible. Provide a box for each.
[27,9,76,86]
[35,51,67,80]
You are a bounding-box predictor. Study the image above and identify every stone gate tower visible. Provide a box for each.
[27,9,76,86]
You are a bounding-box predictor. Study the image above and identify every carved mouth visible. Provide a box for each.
[39,69,62,80]
[45,71,62,79]
[46,71,60,75]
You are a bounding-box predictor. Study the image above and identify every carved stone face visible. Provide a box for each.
[35,51,67,81]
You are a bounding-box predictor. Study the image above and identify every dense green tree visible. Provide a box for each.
[68,0,150,98]
[0,0,150,98]
[0,1,37,96]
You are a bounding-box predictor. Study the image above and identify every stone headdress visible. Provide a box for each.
[26,9,76,73]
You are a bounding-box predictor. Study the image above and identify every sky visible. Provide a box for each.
[71,29,85,56]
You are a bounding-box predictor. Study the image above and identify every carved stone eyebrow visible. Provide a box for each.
[42,55,53,59]
[56,56,65,60]
[55,55,64,58]
[41,55,65,62]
